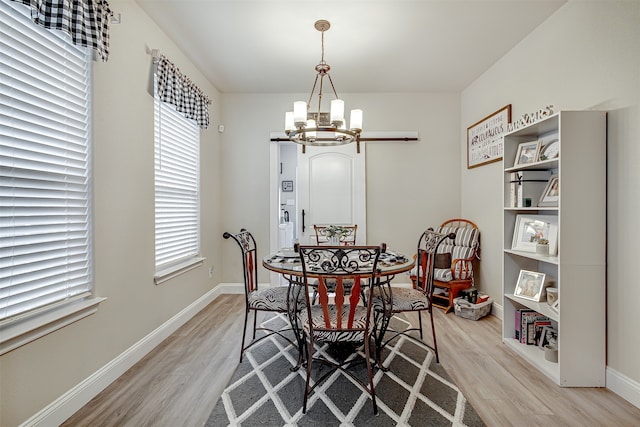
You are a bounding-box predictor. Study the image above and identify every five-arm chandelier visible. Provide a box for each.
[284,20,362,147]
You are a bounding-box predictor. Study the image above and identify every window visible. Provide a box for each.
[154,80,202,283]
[0,0,102,354]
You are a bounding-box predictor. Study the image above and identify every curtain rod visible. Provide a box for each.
[269,131,419,142]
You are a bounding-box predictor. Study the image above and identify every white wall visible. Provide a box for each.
[219,92,462,283]
[0,0,223,425]
[461,0,640,390]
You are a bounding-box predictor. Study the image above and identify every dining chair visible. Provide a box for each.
[313,224,357,245]
[223,229,304,364]
[298,244,382,415]
[372,230,455,366]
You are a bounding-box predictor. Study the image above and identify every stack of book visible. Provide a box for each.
[515,308,555,346]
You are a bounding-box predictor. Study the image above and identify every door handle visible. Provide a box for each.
[302,209,306,233]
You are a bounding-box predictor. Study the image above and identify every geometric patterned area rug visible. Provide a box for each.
[206,314,485,427]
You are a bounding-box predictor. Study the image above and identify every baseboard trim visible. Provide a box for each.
[607,366,640,409]
[20,283,243,427]
[491,301,503,320]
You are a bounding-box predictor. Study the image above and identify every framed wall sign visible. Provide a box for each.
[467,104,512,169]
[282,180,293,192]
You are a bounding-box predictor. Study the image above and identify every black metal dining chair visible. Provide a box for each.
[372,229,455,366]
[298,244,382,415]
[223,229,304,363]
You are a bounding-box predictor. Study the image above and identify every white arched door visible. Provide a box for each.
[296,143,366,244]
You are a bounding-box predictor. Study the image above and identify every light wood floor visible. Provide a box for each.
[63,294,640,426]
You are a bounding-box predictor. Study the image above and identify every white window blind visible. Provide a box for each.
[0,0,93,322]
[154,85,201,274]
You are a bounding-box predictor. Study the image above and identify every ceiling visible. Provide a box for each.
[135,1,566,94]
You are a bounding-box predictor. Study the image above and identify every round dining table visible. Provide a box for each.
[262,248,414,278]
[262,247,415,371]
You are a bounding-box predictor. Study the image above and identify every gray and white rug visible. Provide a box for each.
[207,314,485,426]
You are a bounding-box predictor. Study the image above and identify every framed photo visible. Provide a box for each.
[281,180,293,192]
[514,140,540,166]
[511,214,558,255]
[467,104,512,169]
[514,270,546,301]
[538,175,559,207]
[538,326,558,349]
[550,297,560,313]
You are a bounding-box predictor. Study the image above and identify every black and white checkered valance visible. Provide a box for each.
[156,54,211,129]
[11,0,112,61]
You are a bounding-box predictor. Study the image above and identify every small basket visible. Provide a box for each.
[454,297,493,321]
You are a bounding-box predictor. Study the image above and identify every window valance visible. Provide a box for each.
[156,54,211,129]
[11,0,112,61]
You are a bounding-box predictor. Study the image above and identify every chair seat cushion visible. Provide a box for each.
[301,305,370,342]
[248,287,304,312]
[372,287,429,312]
[409,266,453,283]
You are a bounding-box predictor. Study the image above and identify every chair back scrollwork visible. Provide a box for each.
[223,229,258,296]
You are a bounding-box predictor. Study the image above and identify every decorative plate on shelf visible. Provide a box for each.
[538,139,559,161]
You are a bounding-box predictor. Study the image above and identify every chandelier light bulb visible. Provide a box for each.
[293,101,307,125]
[306,119,317,141]
[330,99,344,125]
[285,112,295,131]
[350,109,363,131]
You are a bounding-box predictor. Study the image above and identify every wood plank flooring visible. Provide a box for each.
[62,294,640,426]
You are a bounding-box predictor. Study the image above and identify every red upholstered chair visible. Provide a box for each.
[410,219,480,313]
[298,245,382,415]
[223,229,303,363]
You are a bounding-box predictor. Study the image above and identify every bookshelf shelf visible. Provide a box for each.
[501,111,606,387]
[505,294,559,322]
[503,338,560,382]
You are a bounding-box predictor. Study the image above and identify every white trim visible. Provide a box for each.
[154,256,206,285]
[606,367,640,409]
[491,301,504,320]
[1,297,107,356]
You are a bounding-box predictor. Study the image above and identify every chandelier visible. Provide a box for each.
[284,20,362,147]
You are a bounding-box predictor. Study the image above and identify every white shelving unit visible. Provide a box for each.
[501,111,606,386]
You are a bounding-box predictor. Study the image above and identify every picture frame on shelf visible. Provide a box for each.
[538,325,558,349]
[466,104,512,169]
[514,269,547,301]
[550,297,560,313]
[537,137,559,161]
[511,214,558,255]
[514,140,540,166]
[538,175,559,207]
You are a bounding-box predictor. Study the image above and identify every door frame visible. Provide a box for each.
[269,133,367,285]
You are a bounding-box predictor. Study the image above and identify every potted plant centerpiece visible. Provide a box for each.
[535,238,549,255]
[325,225,349,244]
